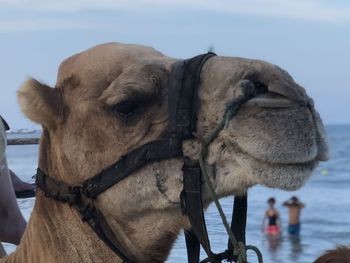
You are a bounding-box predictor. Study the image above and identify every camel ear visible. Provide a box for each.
[17,78,65,128]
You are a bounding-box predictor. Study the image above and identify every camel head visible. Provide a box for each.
[17,42,328,262]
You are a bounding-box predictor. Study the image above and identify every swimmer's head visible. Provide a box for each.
[268,197,276,206]
[291,196,298,203]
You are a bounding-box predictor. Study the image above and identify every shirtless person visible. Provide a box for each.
[283,196,305,236]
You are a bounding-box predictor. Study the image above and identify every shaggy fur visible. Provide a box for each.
[2,42,328,262]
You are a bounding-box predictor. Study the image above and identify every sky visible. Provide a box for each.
[0,0,349,129]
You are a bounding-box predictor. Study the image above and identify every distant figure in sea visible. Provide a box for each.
[0,115,34,245]
[262,197,281,236]
[283,196,305,236]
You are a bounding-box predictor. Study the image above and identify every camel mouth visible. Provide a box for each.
[221,94,328,190]
[237,139,319,168]
[222,140,319,190]
[223,88,328,165]
[241,146,318,190]
[256,158,318,190]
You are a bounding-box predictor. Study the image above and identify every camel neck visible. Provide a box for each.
[2,193,122,263]
[2,192,185,263]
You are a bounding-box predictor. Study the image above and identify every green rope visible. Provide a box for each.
[198,155,247,263]
[194,92,264,263]
[246,245,264,262]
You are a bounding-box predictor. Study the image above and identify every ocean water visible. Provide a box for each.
[3,125,350,262]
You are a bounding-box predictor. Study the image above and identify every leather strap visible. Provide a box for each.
[229,195,247,261]
[181,159,214,260]
[36,168,131,262]
[182,177,248,263]
[169,53,216,139]
[184,229,200,263]
[82,139,183,198]
[74,198,132,262]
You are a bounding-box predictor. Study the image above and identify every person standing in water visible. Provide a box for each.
[0,115,35,246]
[0,116,27,245]
[283,196,305,236]
[262,197,281,236]
[0,116,35,199]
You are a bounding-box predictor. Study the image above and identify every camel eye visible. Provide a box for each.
[113,100,139,121]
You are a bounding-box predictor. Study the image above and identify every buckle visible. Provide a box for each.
[79,203,96,222]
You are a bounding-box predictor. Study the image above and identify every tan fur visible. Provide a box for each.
[17,79,66,129]
[3,42,328,262]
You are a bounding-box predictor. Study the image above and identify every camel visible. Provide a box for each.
[2,42,328,262]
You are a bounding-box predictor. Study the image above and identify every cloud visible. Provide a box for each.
[0,0,349,33]
[0,0,349,22]
[0,19,103,33]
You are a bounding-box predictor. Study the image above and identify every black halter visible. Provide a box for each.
[36,53,248,263]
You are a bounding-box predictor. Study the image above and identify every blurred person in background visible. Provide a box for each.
[0,116,34,245]
[283,196,305,236]
[262,197,281,236]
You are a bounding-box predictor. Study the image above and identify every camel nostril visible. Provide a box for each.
[232,80,268,102]
[252,81,268,94]
[233,80,298,109]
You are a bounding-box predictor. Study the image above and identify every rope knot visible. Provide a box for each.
[234,242,247,263]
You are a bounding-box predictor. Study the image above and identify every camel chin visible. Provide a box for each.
[231,140,319,191]
[253,158,317,191]
[208,141,318,197]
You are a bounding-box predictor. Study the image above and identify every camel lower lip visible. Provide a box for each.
[253,155,317,168]
[254,158,318,190]
[230,142,318,190]
[230,139,317,166]
[268,160,317,172]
